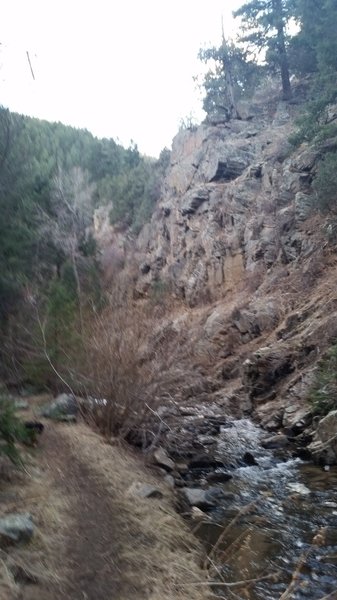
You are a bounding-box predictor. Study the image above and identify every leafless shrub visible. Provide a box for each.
[73,301,163,446]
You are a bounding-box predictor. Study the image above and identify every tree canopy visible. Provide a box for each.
[0,108,169,387]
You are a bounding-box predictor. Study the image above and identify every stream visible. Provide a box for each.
[195,419,337,599]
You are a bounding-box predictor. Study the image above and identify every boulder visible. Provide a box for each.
[262,434,289,449]
[41,393,78,420]
[188,455,225,470]
[181,486,234,510]
[127,482,163,499]
[0,513,34,546]
[206,471,233,483]
[282,406,312,433]
[308,410,337,465]
[181,488,215,509]
[152,447,175,472]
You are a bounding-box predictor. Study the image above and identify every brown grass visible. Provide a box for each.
[0,448,69,599]
[54,422,212,600]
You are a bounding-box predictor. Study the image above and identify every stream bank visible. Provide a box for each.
[150,403,337,599]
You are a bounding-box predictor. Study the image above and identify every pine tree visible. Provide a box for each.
[234,0,294,100]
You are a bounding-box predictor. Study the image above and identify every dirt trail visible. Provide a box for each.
[37,426,135,599]
[0,417,211,600]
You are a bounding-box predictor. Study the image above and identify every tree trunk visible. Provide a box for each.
[273,0,292,100]
[221,39,239,120]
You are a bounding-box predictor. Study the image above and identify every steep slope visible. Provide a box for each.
[95,82,337,460]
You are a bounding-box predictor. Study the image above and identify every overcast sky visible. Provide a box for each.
[1,1,242,156]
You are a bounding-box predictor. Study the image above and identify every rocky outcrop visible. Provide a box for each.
[309,411,337,465]
[94,88,337,458]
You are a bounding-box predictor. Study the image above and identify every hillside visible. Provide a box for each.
[3,16,337,598]
[92,79,337,463]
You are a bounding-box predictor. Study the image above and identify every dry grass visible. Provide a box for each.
[0,446,69,599]
[60,422,212,600]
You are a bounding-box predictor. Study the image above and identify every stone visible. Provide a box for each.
[152,447,175,472]
[181,488,216,509]
[262,434,289,449]
[206,471,233,483]
[243,452,258,466]
[164,474,175,488]
[191,506,208,520]
[14,400,29,410]
[0,513,34,546]
[127,482,163,499]
[41,393,78,419]
[189,455,225,470]
[56,414,77,423]
[181,486,232,509]
[282,406,312,433]
[175,462,189,475]
[308,410,337,465]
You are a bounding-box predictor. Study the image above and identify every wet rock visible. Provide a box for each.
[197,435,217,446]
[0,513,34,546]
[262,434,289,449]
[152,447,175,472]
[188,455,225,470]
[206,471,233,484]
[308,410,337,465]
[41,393,77,419]
[127,482,163,499]
[243,452,258,466]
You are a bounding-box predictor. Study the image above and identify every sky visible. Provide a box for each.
[1,0,242,157]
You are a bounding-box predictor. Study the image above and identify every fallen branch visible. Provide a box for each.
[181,571,281,588]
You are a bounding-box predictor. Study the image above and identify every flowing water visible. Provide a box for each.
[197,420,337,599]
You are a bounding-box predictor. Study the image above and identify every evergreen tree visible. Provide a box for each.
[234,0,294,100]
[199,39,262,120]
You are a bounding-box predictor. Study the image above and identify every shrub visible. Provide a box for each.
[72,301,163,447]
[0,393,29,464]
[312,151,337,213]
[309,344,337,415]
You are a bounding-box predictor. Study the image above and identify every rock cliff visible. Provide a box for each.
[95,84,337,463]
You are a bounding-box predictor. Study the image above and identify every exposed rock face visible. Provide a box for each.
[95,89,337,457]
[132,99,321,307]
